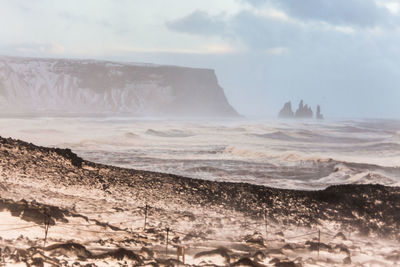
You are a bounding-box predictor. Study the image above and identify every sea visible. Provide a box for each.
[1,117,399,190]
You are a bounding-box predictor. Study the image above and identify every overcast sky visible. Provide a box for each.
[1,0,400,119]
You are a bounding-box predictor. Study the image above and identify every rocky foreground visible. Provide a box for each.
[0,136,399,266]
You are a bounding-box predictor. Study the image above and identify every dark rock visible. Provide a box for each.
[278,101,294,118]
[245,232,264,246]
[95,248,142,263]
[333,244,350,255]
[140,247,155,259]
[54,148,83,168]
[305,241,331,251]
[31,257,44,267]
[334,232,347,240]
[275,260,298,267]
[295,100,313,119]
[343,256,352,264]
[156,258,184,266]
[270,258,281,264]
[145,228,157,234]
[194,246,231,265]
[171,236,180,244]
[45,242,92,259]
[316,105,324,120]
[143,262,159,267]
[278,100,315,119]
[253,251,266,262]
[275,231,284,237]
[232,257,267,267]
[385,250,400,261]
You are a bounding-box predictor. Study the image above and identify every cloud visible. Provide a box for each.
[166,10,229,36]
[50,43,65,54]
[230,10,304,49]
[0,43,65,57]
[242,0,390,27]
[165,5,400,118]
[265,46,288,55]
[112,43,235,55]
[58,11,129,35]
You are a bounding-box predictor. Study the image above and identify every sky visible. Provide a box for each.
[0,0,400,119]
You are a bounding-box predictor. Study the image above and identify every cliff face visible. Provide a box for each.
[0,56,238,117]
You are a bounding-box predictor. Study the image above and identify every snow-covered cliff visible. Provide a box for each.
[0,56,238,117]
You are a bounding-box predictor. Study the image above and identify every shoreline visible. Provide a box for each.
[0,135,399,266]
[1,135,399,234]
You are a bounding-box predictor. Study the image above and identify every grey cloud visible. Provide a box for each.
[239,0,266,7]
[230,10,305,49]
[165,7,400,118]
[166,10,228,36]
[166,9,347,51]
[242,0,390,27]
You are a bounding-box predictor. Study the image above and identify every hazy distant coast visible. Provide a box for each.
[0,55,238,117]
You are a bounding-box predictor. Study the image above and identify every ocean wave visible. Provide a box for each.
[223,145,332,164]
[124,132,139,139]
[254,130,381,144]
[317,163,400,187]
[332,125,367,133]
[20,128,62,134]
[145,129,195,138]
[393,132,400,141]
[185,166,229,174]
[254,131,299,142]
[357,142,400,151]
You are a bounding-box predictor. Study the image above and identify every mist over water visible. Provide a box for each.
[1,117,399,190]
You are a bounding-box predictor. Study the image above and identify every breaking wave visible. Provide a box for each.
[255,130,381,144]
[145,129,195,138]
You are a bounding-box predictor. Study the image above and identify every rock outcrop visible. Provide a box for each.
[0,55,238,117]
[278,100,324,119]
[295,100,313,118]
[316,105,324,120]
[278,102,294,118]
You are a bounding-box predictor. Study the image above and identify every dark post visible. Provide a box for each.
[165,227,170,256]
[318,229,321,257]
[264,209,268,240]
[43,210,51,247]
[144,204,148,230]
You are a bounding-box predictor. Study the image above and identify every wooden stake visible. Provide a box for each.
[264,209,268,240]
[177,246,185,264]
[43,210,51,247]
[318,229,321,257]
[165,227,170,256]
[144,204,148,230]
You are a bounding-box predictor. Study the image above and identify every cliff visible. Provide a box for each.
[0,56,238,117]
